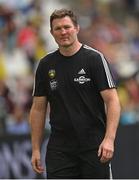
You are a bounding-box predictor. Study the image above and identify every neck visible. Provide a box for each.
[59,41,82,56]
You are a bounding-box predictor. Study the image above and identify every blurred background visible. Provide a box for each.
[0,0,139,178]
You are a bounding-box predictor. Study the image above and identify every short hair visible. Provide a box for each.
[50,9,78,30]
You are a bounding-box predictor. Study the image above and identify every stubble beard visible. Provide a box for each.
[59,38,76,49]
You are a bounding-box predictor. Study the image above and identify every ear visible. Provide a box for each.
[76,25,80,34]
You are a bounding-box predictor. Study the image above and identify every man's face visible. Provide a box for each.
[51,16,79,48]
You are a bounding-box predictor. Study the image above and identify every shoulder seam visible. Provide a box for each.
[47,48,58,55]
[83,44,102,55]
[39,48,58,61]
[83,45,115,88]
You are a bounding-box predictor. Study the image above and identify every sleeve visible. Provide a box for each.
[32,60,47,96]
[92,53,116,92]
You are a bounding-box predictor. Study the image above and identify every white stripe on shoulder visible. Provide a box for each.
[83,45,115,88]
[47,48,58,55]
[39,48,58,61]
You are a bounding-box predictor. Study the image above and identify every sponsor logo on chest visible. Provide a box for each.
[74,68,91,84]
[48,68,91,91]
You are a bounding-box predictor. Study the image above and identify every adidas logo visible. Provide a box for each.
[78,68,86,75]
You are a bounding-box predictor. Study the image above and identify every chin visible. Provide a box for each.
[61,42,72,48]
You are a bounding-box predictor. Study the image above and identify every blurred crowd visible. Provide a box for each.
[0,0,139,136]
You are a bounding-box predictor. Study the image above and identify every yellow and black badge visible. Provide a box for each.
[48,69,56,79]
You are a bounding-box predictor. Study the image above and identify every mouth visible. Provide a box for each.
[60,37,69,41]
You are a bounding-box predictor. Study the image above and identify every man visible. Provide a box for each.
[29,9,121,179]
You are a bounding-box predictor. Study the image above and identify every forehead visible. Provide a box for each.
[52,16,74,27]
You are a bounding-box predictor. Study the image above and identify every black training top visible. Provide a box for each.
[33,44,116,151]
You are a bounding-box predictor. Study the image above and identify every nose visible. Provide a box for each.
[61,28,67,34]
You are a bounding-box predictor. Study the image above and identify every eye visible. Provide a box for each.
[64,25,71,29]
[54,27,61,31]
